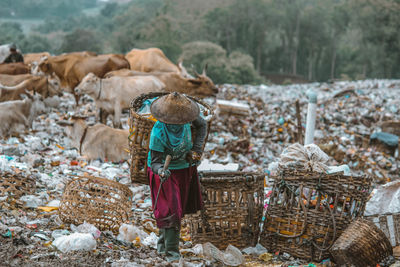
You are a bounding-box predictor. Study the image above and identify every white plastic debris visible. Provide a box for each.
[365,180,400,216]
[327,164,351,176]
[142,232,158,249]
[53,232,96,253]
[51,229,70,239]
[202,242,244,266]
[216,99,250,116]
[117,224,149,243]
[242,243,268,256]
[20,195,44,208]
[198,159,239,172]
[70,221,101,239]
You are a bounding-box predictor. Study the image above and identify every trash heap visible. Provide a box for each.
[0,79,400,266]
[205,79,400,183]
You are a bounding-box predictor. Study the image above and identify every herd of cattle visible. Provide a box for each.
[0,47,218,162]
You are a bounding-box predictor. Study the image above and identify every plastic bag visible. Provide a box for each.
[70,221,101,239]
[53,233,96,253]
[117,224,148,243]
[203,242,244,266]
[278,143,329,173]
[365,180,400,216]
[242,243,268,256]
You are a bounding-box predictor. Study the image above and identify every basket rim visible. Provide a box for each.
[130,92,214,121]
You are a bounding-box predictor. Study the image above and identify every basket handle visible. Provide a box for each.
[310,202,337,251]
[275,184,308,239]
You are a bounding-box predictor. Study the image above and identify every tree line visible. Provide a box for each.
[1,0,400,84]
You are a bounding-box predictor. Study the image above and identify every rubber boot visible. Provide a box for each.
[157,228,166,255]
[164,227,180,262]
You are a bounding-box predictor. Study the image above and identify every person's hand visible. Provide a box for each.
[191,151,202,161]
[157,168,171,180]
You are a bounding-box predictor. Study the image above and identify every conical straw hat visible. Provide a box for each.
[150,92,199,124]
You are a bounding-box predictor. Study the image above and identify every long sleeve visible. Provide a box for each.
[191,116,207,153]
[150,150,164,174]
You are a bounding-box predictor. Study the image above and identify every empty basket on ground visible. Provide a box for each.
[0,172,36,197]
[129,92,214,185]
[365,213,400,247]
[58,176,132,232]
[185,172,264,250]
[260,169,371,262]
[330,218,392,267]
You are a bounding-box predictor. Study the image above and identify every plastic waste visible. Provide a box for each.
[142,232,158,249]
[20,195,44,208]
[327,164,351,175]
[203,242,244,266]
[365,180,400,216]
[53,233,96,253]
[117,224,149,243]
[242,243,268,256]
[52,229,70,239]
[70,222,101,239]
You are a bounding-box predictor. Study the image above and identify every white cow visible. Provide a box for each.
[74,73,165,128]
[0,92,46,137]
[59,118,130,162]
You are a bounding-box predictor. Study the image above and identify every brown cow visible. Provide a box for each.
[126,48,191,77]
[0,74,61,101]
[0,63,30,75]
[105,66,218,97]
[24,52,51,66]
[37,53,130,103]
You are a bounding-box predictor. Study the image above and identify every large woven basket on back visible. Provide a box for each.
[129,92,214,185]
[58,175,132,233]
[260,169,371,262]
[185,172,264,250]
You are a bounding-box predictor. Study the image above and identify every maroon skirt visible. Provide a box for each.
[148,166,203,228]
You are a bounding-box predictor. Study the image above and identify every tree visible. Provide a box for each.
[21,35,51,53]
[60,29,102,53]
[0,22,25,45]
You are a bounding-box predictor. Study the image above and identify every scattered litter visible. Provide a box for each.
[53,233,97,253]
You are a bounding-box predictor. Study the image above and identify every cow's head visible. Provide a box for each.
[74,73,99,96]
[186,65,218,97]
[47,74,63,97]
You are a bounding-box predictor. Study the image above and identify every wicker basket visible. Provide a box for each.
[365,213,400,247]
[381,120,400,136]
[129,92,214,185]
[330,218,393,267]
[260,169,371,262]
[185,172,264,250]
[0,172,36,197]
[58,175,133,232]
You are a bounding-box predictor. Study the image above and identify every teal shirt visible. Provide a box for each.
[147,122,192,170]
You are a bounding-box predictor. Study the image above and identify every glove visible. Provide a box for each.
[186,150,202,163]
[157,168,171,181]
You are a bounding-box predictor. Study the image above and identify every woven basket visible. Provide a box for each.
[365,213,400,247]
[58,176,133,232]
[381,120,400,136]
[260,169,371,262]
[129,92,214,185]
[330,218,393,267]
[185,172,264,250]
[0,172,36,197]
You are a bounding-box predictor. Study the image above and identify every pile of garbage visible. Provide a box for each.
[0,79,400,266]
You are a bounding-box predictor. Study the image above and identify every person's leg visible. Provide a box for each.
[164,226,180,262]
[157,228,166,255]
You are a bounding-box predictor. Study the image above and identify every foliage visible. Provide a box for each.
[180,41,263,84]
[5,0,400,83]
[60,29,102,54]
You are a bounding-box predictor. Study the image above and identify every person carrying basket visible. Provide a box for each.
[147,92,207,262]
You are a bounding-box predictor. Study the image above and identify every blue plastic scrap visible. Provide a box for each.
[370,132,399,147]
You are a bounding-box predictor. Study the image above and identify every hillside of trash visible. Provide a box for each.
[1,79,400,266]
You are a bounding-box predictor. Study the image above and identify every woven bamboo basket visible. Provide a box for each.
[129,92,214,185]
[260,169,371,262]
[58,176,133,232]
[330,218,393,267]
[365,213,400,247]
[185,172,264,250]
[0,172,36,197]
